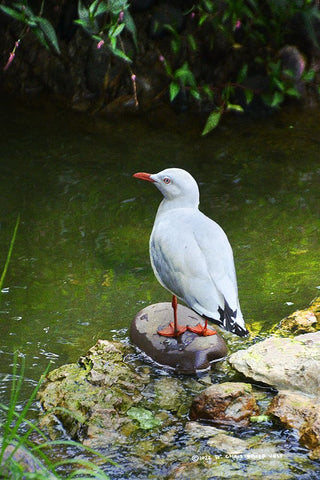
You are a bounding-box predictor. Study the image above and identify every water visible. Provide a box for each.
[0,96,319,476]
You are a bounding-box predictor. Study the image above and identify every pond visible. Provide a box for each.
[0,95,319,477]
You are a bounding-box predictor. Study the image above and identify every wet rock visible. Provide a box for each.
[277,297,320,334]
[229,332,320,396]
[0,443,54,477]
[185,422,248,454]
[267,390,320,460]
[130,302,227,374]
[154,376,187,412]
[189,382,259,426]
[38,340,151,449]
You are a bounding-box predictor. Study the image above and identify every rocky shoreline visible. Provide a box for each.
[37,297,320,476]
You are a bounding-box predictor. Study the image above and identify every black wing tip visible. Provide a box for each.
[217,302,249,337]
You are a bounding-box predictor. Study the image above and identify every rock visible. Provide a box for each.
[154,376,187,412]
[38,340,151,449]
[189,382,259,426]
[130,302,227,374]
[0,443,55,477]
[267,390,320,460]
[277,297,320,334]
[229,332,320,396]
[279,45,306,94]
[185,422,248,455]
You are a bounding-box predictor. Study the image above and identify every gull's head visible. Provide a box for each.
[133,168,199,207]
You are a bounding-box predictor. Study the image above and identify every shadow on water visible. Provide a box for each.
[0,96,319,477]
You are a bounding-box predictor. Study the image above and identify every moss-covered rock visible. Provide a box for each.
[38,340,150,448]
[277,297,320,335]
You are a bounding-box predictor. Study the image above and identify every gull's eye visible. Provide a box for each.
[163,177,171,185]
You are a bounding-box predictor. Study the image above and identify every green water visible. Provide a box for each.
[0,97,319,476]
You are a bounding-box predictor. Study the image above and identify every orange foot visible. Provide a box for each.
[187,324,216,336]
[158,322,187,337]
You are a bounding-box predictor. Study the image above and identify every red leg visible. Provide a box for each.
[187,318,216,336]
[157,295,187,337]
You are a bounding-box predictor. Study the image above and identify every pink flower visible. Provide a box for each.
[234,19,241,30]
[131,73,136,81]
[119,11,124,22]
[97,40,104,49]
[3,52,15,71]
[159,55,165,63]
[3,40,20,71]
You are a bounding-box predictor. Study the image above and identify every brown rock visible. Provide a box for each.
[278,297,320,334]
[267,390,320,459]
[130,303,227,374]
[190,382,259,426]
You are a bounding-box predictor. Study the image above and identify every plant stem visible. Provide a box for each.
[0,215,20,293]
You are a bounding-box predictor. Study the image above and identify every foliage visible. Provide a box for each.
[160,0,320,134]
[0,215,20,293]
[0,1,60,53]
[1,0,320,133]
[0,352,114,479]
[75,0,136,62]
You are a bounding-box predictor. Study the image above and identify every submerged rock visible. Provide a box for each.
[185,422,248,455]
[229,332,320,396]
[0,443,55,477]
[131,302,227,374]
[268,390,320,460]
[189,382,259,426]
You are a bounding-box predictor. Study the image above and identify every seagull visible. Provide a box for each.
[133,168,248,338]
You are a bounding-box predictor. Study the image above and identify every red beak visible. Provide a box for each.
[133,172,155,183]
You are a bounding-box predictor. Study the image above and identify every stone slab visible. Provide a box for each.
[130,302,227,374]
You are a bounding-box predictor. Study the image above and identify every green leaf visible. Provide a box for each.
[174,62,196,87]
[0,5,25,21]
[237,63,248,83]
[32,27,49,50]
[273,77,285,92]
[78,0,89,21]
[245,89,254,104]
[95,3,110,16]
[202,84,214,100]
[190,88,201,101]
[36,17,61,54]
[109,0,127,15]
[202,109,222,135]
[108,44,132,62]
[110,22,125,37]
[89,0,102,16]
[127,407,162,430]
[271,91,284,107]
[124,9,137,48]
[302,69,315,81]
[199,13,208,26]
[169,81,180,101]
[286,87,300,98]
[227,103,244,112]
[187,34,197,51]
